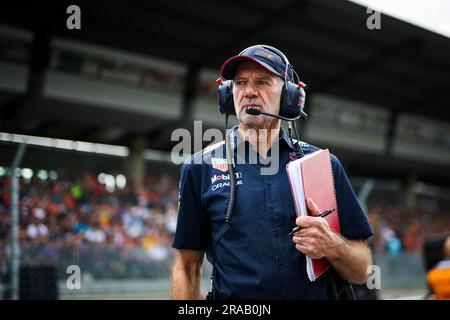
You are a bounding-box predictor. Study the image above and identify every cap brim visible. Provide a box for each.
[220,55,282,80]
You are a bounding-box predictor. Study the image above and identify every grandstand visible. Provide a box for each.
[0,0,449,300]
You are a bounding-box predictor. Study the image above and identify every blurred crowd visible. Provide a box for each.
[0,170,179,266]
[1,169,450,264]
[367,199,450,255]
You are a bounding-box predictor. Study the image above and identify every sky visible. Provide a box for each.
[348,0,450,38]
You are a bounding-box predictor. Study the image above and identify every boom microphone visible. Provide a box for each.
[245,107,306,121]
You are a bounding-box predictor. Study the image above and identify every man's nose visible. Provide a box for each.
[244,82,258,98]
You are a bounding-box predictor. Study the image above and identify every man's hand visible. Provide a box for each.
[292,197,373,284]
[292,197,344,259]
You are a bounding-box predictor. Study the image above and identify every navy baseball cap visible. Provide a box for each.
[220,45,289,80]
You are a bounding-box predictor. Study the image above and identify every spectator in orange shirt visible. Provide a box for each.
[427,236,450,300]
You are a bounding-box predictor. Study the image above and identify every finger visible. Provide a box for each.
[297,228,319,239]
[300,236,316,247]
[294,227,318,239]
[295,244,313,256]
[295,237,323,259]
[295,216,322,228]
[307,198,321,216]
[296,244,322,259]
[295,216,318,228]
[293,228,307,236]
[293,235,314,248]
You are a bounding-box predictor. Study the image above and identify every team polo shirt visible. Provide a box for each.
[173,126,373,299]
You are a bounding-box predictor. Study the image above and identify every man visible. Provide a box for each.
[427,236,450,300]
[171,45,373,299]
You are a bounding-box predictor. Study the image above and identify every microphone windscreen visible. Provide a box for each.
[245,107,261,115]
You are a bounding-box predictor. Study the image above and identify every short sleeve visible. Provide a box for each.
[172,163,211,250]
[331,154,373,240]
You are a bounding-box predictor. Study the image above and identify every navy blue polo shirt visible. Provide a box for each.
[172,126,373,299]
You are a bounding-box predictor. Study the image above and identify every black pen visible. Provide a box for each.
[288,208,336,236]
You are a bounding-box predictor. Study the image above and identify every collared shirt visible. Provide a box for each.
[173,125,373,299]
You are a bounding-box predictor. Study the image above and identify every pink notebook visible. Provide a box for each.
[286,149,340,281]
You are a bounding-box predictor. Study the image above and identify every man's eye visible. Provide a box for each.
[258,80,269,85]
[235,80,245,85]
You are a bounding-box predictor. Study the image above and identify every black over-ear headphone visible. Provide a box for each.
[217,44,307,120]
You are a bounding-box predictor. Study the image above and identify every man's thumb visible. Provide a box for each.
[307,198,321,216]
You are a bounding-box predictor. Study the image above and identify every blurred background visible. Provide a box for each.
[0,0,449,300]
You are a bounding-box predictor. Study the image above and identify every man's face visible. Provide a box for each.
[232,61,283,128]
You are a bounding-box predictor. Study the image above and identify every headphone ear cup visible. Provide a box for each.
[280,82,307,119]
[217,80,235,114]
